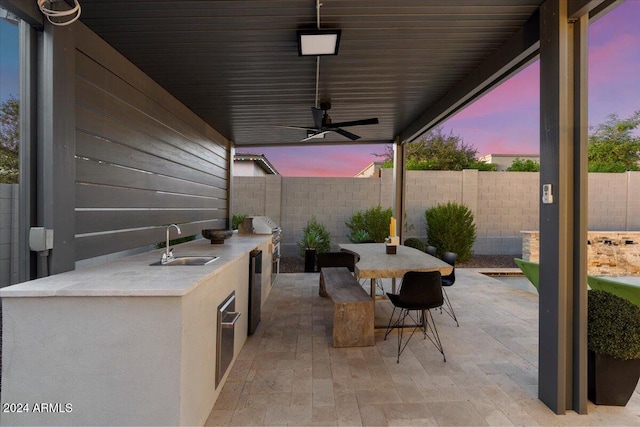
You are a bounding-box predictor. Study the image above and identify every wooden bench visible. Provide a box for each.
[320,267,374,347]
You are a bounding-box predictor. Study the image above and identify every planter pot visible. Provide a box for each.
[588,350,640,406]
[304,249,316,273]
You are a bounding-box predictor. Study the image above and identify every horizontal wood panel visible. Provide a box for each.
[76,126,227,189]
[76,105,227,181]
[75,54,227,160]
[74,31,229,147]
[76,158,226,199]
[76,183,226,209]
[76,209,226,235]
[75,219,226,260]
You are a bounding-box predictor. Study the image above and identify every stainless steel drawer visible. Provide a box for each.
[216,291,241,387]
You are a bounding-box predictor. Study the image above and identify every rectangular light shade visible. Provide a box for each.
[297,29,341,56]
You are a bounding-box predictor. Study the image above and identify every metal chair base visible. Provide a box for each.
[384,307,446,363]
[440,287,459,327]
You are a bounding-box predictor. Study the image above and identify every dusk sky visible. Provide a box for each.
[2,2,638,177]
[246,0,640,177]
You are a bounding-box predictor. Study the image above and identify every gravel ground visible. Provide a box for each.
[280,253,520,273]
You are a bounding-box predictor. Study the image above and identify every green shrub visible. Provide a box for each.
[424,202,476,262]
[349,229,372,243]
[506,158,540,172]
[231,214,247,230]
[403,238,425,252]
[588,290,640,360]
[346,206,392,243]
[297,216,331,257]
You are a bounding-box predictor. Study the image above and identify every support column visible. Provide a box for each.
[392,137,406,243]
[38,23,76,274]
[18,20,38,282]
[538,0,588,414]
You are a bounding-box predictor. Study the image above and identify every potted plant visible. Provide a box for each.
[588,289,640,405]
[297,216,331,272]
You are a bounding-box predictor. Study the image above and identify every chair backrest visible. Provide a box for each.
[441,251,457,282]
[425,246,437,256]
[514,258,539,293]
[339,248,361,263]
[316,251,357,272]
[398,271,443,308]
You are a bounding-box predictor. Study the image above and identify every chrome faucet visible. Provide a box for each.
[162,224,182,264]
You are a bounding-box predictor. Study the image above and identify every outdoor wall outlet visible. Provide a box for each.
[542,184,553,204]
[29,227,54,251]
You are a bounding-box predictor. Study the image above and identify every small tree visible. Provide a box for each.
[425,202,476,262]
[507,158,540,172]
[376,126,480,171]
[588,111,640,172]
[0,95,19,183]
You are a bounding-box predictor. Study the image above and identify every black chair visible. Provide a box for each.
[339,248,360,263]
[384,271,446,363]
[440,251,459,327]
[425,246,437,256]
[316,251,357,297]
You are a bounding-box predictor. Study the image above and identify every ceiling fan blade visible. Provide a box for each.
[301,130,329,142]
[274,125,317,131]
[333,128,361,141]
[311,107,323,129]
[325,117,379,128]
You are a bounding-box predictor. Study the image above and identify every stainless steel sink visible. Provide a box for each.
[150,256,219,266]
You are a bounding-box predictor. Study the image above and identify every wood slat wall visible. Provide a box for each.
[74,24,230,261]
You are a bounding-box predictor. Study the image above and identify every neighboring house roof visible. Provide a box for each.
[355,162,385,178]
[234,153,280,175]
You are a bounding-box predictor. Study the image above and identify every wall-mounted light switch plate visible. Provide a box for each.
[542,184,553,204]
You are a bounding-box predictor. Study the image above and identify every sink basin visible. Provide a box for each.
[150,256,219,266]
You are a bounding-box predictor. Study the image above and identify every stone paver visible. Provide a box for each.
[207,271,640,426]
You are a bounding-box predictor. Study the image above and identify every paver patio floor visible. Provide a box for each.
[207,271,640,426]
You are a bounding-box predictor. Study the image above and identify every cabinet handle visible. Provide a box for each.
[221,312,241,328]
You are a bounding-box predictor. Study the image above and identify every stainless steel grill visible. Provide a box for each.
[239,216,281,283]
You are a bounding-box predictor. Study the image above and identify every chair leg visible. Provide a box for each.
[384,306,398,340]
[387,308,436,363]
[441,287,460,327]
[424,309,446,362]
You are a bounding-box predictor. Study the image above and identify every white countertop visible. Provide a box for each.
[0,233,271,298]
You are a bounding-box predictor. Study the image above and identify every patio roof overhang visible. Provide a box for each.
[0,0,624,417]
[68,0,547,148]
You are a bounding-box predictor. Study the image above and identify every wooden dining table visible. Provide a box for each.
[339,243,453,304]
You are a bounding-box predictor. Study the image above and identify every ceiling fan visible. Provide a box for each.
[279,101,379,142]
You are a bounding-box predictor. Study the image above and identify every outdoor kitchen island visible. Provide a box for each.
[0,233,273,427]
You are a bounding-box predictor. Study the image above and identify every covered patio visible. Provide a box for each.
[207,271,640,426]
[0,0,626,421]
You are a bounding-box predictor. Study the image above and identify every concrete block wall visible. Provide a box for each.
[0,184,18,287]
[588,173,628,230]
[233,171,640,258]
[279,177,384,256]
[404,170,463,239]
[475,172,539,254]
[234,176,268,219]
[628,173,640,230]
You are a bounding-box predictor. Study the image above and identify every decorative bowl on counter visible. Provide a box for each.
[202,229,233,244]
